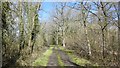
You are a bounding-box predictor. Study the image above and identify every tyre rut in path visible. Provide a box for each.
[47,48,58,66]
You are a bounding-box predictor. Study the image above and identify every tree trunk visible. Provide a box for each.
[83,19,92,57]
[118,1,120,66]
[62,26,66,47]
[18,2,25,52]
[56,33,58,45]
[0,29,1,67]
[62,37,65,47]
[102,29,105,60]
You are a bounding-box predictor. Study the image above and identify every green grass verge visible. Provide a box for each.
[33,47,53,66]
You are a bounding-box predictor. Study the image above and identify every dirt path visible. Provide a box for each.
[47,48,58,66]
[47,47,80,66]
[58,49,80,66]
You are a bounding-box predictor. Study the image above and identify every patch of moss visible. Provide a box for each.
[57,54,64,66]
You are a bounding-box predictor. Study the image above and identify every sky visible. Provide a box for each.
[38,2,117,23]
[38,2,54,22]
[38,2,97,23]
[38,2,79,23]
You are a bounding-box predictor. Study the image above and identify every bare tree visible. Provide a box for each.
[52,3,70,47]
